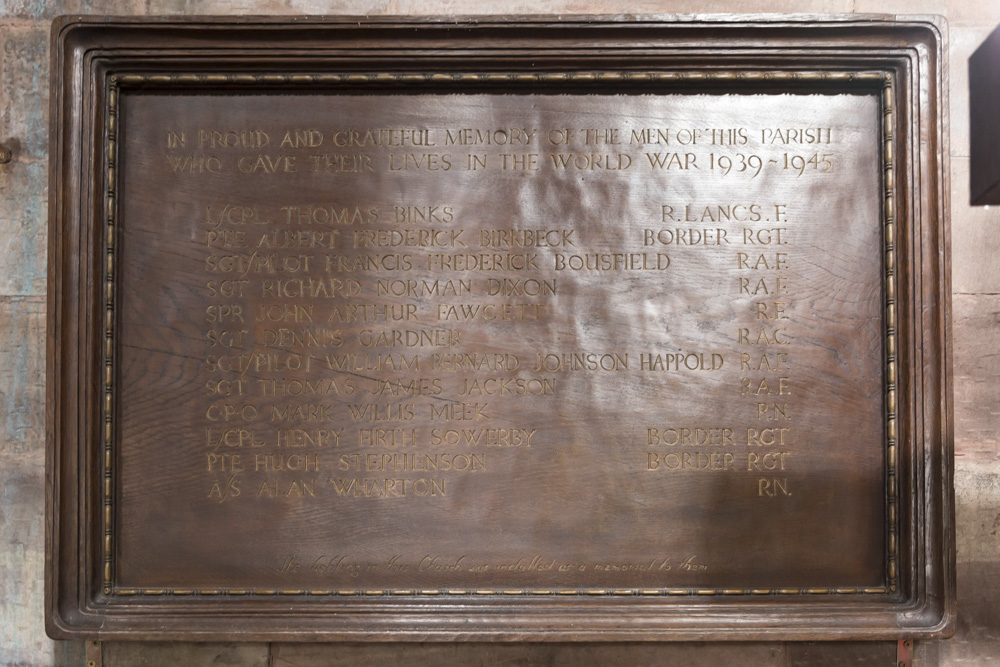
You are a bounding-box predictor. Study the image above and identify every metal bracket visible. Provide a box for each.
[897,638,914,667]
[85,640,102,667]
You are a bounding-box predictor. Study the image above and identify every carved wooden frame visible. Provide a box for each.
[47,15,953,641]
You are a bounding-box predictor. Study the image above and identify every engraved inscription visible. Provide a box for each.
[116,92,885,592]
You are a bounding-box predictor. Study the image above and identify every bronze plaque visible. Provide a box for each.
[47,16,954,640]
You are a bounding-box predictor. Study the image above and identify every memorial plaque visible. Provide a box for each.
[47,16,954,640]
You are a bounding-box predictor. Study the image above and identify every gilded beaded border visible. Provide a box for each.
[101,69,899,599]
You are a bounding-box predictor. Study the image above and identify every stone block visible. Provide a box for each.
[0,296,45,454]
[0,464,47,665]
[951,161,1000,294]
[142,0,855,17]
[0,295,81,665]
[0,161,47,297]
[955,458,1000,563]
[0,26,48,163]
[953,294,1000,452]
[144,0,395,15]
[393,0,852,14]
[852,0,1000,29]
[2,0,144,20]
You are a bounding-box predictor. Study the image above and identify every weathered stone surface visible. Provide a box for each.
[951,290,1000,667]
[0,26,48,163]
[951,162,1000,294]
[0,463,47,666]
[0,162,46,297]
[852,0,1000,28]
[143,0,854,15]
[2,0,144,19]
[144,0,397,14]
[955,457,1000,563]
[386,0,854,13]
[953,294,1000,451]
[0,296,82,666]
[0,297,45,453]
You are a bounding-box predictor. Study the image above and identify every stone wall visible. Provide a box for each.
[2,1,997,664]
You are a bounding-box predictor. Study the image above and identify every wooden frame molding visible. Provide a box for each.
[47,15,952,641]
